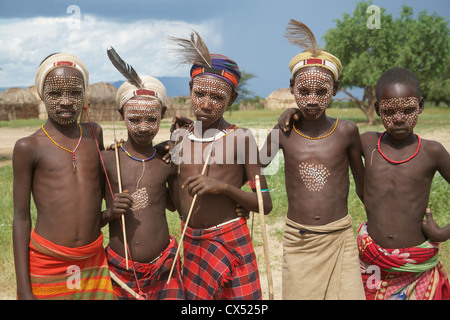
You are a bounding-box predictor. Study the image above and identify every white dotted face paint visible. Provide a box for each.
[43,67,85,124]
[191,76,233,126]
[123,98,162,145]
[292,69,334,120]
[299,162,331,191]
[378,97,420,138]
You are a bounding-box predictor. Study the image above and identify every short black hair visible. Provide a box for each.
[375,67,420,100]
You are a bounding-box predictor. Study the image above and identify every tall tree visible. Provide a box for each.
[324,1,449,124]
[228,70,257,115]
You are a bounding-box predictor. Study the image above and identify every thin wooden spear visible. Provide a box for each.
[113,118,129,270]
[255,175,274,300]
[110,271,141,300]
[167,141,216,284]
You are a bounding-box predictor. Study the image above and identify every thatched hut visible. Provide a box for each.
[264,88,297,110]
[0,88,40,121]
[27,85,47,120]
[82,82,119,122]
[165,96,194,119]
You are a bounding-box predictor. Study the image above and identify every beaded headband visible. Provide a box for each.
[191,66,239,89]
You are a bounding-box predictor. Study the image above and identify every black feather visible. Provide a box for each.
[107,46,143,88]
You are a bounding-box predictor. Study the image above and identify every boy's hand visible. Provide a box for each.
[106,138,125,150]
[278,108,300,132]
[109,190,134,220]
[236,204,250,219]
[170,115,193,133]
[154,140,175,164]
[182,175,224,196]
[422,208,447,242]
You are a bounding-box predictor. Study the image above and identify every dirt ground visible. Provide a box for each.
[1,124,448,300]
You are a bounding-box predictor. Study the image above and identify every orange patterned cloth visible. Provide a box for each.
[29,229,116,300]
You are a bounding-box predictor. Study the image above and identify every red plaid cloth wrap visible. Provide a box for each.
[358,222,450,300]
[106,236,185,300]
[182,217,262,300]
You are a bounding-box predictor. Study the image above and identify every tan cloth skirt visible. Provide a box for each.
[282,214,365,300]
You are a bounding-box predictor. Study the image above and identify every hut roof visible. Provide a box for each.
[266,88,294,101]
[0,87,39,105]
[264,88,296,110]
[86,82,117,105]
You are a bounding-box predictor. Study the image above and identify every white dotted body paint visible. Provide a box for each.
[299,162,331,191]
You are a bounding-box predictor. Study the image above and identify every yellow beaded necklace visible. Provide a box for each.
[293,118,338,140]
[42,123,83,171]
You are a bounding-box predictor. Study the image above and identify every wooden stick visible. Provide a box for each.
[255,175,274,300]
[114,138,129,270]
[167,142,215,284]
[110,271,141,300]
[250,211,255,239]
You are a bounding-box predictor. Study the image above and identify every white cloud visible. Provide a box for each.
[0,14,221,87]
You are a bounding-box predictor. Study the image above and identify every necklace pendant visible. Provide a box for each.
[73,161,77,172]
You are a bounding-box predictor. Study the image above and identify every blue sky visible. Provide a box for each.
[0,0,448,98]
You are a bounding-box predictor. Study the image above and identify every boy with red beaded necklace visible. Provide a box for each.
[12,53,132,300]
[358,67,450,300]
[261,20,365,299]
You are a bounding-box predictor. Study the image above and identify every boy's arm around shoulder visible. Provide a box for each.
[260,124,282,169]
[12,137,37,299]
[240,127,272,214]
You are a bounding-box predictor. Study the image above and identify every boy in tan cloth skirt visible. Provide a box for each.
[261,20,365,299]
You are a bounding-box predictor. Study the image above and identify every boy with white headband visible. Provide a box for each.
[101,48,184,299]
[13,52,132,300]
[261,20,365,300]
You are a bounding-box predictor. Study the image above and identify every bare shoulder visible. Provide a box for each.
[233,125,250,134]
[360,131,380,145]
[100,147,115,163]
[420,138,448,157]
[13,130,42,154]
[337,119,359,135]
[12,132,44,169]
[232,125,258,144]
[81,121,102,137]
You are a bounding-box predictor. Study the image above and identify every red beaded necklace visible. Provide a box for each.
[377,131,421,164]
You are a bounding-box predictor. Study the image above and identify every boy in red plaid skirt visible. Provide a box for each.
[168,32,272,300]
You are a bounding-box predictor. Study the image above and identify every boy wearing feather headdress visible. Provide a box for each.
[261,20,365,299]
[100,48,185,299]
[168,32,272,300]
[12,53,132,300]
